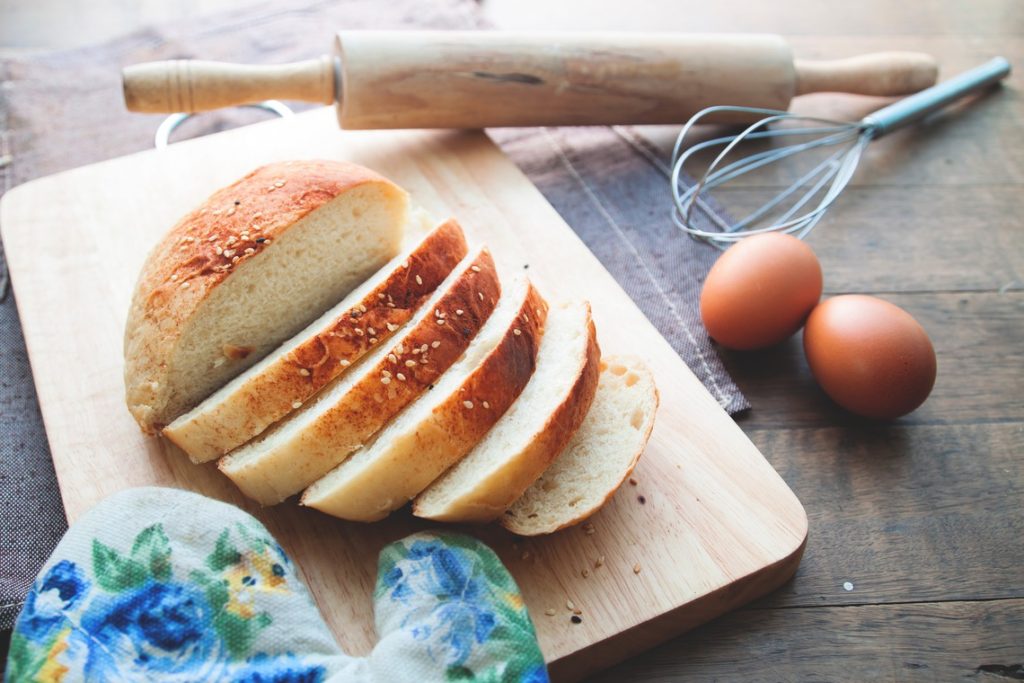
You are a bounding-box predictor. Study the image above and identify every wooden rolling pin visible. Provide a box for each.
[123,32,938,129]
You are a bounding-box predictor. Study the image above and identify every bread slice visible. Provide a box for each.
[302,277,547,522]
[125,160,408,434]
[219,247,501,505]
[163,219,467,462]
[413,301,600,522]
[501,356,659,536]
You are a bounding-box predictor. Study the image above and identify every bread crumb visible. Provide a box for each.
[565,599,575,611]
[545,608,556,616]
[629,478,638,486]
[581,568,590,578]
[595,556,605,568]
[633,563,642,574]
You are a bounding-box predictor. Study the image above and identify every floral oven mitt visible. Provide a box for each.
[7,488,548,683]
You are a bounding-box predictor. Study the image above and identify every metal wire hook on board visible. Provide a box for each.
[154,100,294,149]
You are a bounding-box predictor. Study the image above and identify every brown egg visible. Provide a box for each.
[803,295,936,419]
[700,233,823,350]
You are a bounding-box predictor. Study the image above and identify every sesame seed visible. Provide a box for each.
[478,292,484,300]
[482,401,490,409]
[396,373,406,381]
[369,337,378,344]
[633,563,642,574]
[354,328,364,336]
[415,275,423,285]
[422,344,430,352]
[412,348,421,355]
[387,302,396,308]
[396,345,406,354]
[267,185,276,191]
[463,401,474,409]
[566,599,575,611]
[382,370,392,378]
[420,357,428,364]
[367,327,376,336]
[215,246,224,255]
[180,281,190,288]
[226,206,236,216]
[292,401,302,409]
[524,314,530,322]
[513,329,522,336]
[455,309,464,316]
[207,235,218,242]
[274,180,285,187]
[226,236,237,245]
[182,236,195,243]
[244,248,255,255]
[387,323,398,332]
[402,260,409,269]
[544,608,556,617]
[170,273,179,282]
[223,249,236,258]
[405,360,417,368]
[359,305,367,313]
[240,233,250,241]
[436,319,445,325]
[389,354,398,364]
[381,376,391,385]
[231,256,240,263]
[431,341,440,349]
[378,293,386,299]
[299,368,310,376]
[471,265,481,272]
[339,359,350,366]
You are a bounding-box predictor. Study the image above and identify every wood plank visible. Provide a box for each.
[720,291,1024,429]
[483,0,1024,36]
[0,107,806,681]
[585,598,1024,682]
[750,422,1024,606]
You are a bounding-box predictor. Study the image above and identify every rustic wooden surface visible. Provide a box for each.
[0,111,806,682]
[479,0,1024,680]
[1,0,1021,680]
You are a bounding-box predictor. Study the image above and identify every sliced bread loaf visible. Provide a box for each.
[125,160,408,433]
[302,277,547,522]
[219,247,501,505]
[413,301,600,522]
[163,219,467,462]
[501,356,659,536]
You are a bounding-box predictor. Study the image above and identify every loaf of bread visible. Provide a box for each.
[163,219,467,462]
[219,248,501,505]
[501,356,659,536]
[124,160,408,433]
[302,277,547,522]
[414,301,600,522]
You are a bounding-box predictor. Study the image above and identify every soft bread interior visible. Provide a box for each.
[415,301,593,518]
[161,182,406,422]
[168,216,446,433]
[303,275,530,510]
[502,356,658,535]
[222,248,487,474]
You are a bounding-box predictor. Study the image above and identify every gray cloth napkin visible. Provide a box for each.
[0,0,746,630]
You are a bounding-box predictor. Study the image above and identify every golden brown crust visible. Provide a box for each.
[413,306,601,522]
[301,281,549,522]
[163,219,468,461]
[218,248,502,505]
[124,160,404,434]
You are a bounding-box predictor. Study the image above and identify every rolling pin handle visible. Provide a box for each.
[794,52,939,97]
[122,56,336,113]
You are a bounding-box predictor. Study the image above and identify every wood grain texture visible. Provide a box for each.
[0,108,806,681]
[589,598,1024,682]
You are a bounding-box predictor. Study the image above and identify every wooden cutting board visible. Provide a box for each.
[0,107,806,682]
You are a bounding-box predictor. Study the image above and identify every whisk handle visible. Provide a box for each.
[863,57,1012,137]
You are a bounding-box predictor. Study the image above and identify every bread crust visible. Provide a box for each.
[302,282,549,522]
[163,219,468,462]
[219,248,502,505]
[500,356,660,536]
[413,303,601,522]
[124,160,406,434]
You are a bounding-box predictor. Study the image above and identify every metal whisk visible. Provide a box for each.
[671,57,1012,249]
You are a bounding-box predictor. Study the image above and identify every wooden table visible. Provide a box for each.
[482,0,1024,679]
[2,0,1021,679]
